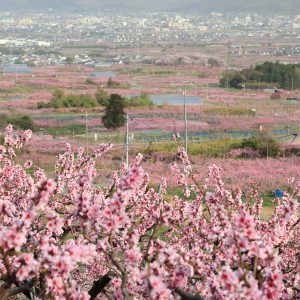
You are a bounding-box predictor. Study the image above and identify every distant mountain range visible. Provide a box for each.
[0,0,300,14]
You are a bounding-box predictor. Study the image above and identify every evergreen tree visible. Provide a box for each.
[102,94,126,130]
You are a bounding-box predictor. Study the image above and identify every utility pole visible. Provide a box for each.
[183,89,188,153]
[15,66,18,84]
[226,41,231,90]
[242,83,246,102]
[206,83,209,104]
[152,58,155,76]
[125,114,129,167]
[85,110,88,154]
[137,36,142,74]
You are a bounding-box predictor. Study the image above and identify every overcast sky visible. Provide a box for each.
[0,0,299,13]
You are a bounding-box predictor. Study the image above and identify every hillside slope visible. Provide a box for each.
[0,0,299,14]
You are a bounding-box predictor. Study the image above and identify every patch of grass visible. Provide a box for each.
[259,191,276,207]
[140,141,178,154]
[166,186,275,221]
[166,187,193,199]
[261,207,274,220]
[45,124,87,136]
[140,139,242,158]
[196,71,211,78]
[204,107,256,116]
[154,70,177,76]
[188,139,242,157]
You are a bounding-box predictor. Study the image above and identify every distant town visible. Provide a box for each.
[1,11,300,67]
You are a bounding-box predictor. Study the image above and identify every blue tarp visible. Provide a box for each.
[274,189,284,198]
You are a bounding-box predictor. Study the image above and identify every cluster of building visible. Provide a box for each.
[1,11,300,66]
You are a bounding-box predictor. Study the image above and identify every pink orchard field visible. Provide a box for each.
[0,126,299,300]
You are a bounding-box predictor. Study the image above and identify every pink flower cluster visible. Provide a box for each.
[0,126,299,300]
[228,148,261,159]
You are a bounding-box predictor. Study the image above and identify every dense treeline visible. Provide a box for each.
[37,89,153,109]
[37,90,98,109]
[0,114,37,131]
[220,61,300,90]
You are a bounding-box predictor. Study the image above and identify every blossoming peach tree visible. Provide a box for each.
[0,125,299,300]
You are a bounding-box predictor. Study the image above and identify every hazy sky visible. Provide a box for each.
[0,0,299,13]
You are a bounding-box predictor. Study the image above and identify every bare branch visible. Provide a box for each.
[175,288,205,300]
[88,272,112,299]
